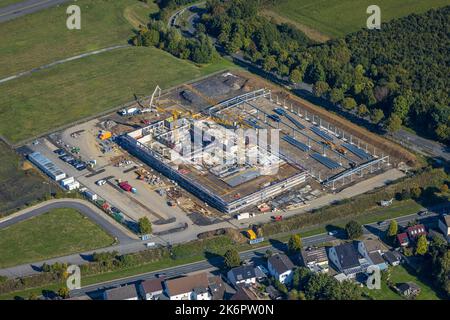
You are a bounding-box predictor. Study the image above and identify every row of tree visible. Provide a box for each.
[200,0,449,142]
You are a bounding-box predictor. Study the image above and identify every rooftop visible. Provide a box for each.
[229,265,256,281]
[301,246,328,265]
[104,284,139,300]
[268,253,295,274]
[333,242,360,270]
[165,273,209,297]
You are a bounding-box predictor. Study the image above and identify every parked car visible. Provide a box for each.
[96,179,106,186]
[418,210,429,216]
[75,163,87,171]
[54,149,66,156]
[328,230,338,236]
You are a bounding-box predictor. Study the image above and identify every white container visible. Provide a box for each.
[66,181,80,191]
[236,212,250,220]
[60,176,75,186]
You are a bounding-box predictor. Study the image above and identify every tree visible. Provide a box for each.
[263,55,277,72]
[57,287,70,299]
[138,217,152,235]
[370,108,384,124]
[223,249,240,269]
[387,220,398,238]
[410,185,422,199]
[440,184,449,193]
[288,234,303,253]
[329,88,345,104]
[345,220,363,239]
[289,68,303,83]
[357,104,369,117]
[415,235,428,255]
[313,81,330,97]
[305,62,325,83]
[342,97,357,110]
[392,95,412,120]
[385,114,402,133]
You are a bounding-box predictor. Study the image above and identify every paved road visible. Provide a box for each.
[0,0,71,23]
[70,209,445,299]
[392,129,450,162]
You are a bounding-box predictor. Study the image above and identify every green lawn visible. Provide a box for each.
[0,46,235,143]
[0,0,22,8]
[365,265,441,300]
[0,0,158,78]
[269,0,449,38]
[0,208,115,268]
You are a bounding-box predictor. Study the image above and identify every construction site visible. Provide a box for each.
[25,71,408,234]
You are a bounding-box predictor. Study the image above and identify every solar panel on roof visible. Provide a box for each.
[311,153,340,169]
[342,143,372,160]
[283,135,310,152]
[310,126,334,141]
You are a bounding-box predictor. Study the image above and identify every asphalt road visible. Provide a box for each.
[0,0,71,23]
[70,209,445,299]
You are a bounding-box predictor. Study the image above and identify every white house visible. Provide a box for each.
[438,215,450,241]
[267,254,295,284]
[357,239,388,271]
[227,266,257,288]
[164,273,212,300]
[328,242,370,278]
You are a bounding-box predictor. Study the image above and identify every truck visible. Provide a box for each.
[246,229,257,240]
[118,181,133,192]
[119,107,138,116]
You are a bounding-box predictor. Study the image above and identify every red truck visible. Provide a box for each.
[272,215,283,221]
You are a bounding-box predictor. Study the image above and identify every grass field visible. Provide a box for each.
[0,46,234,143]
[364,265,441,300]
[0,208,115,268]
[0,0,22,8]
[268,0,449,38]
[0,141,47,216]
[0,0,158,78]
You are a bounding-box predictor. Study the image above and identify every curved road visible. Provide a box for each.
[0,199,134,244]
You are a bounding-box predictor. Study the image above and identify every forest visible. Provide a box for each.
[199,0,450,143]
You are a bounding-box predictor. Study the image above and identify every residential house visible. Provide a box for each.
[357,239,388,270]
[267,254,295,284]
[208,275,225,300]
[397,232,409,247]
[406,224,427,242]
[227,266,257,288]
[139,277,165,300]
[103,284,139,300]
[383,251,401,266]
[230,285,261,300]
[397,282,421,297]
[300,246,329,273]
[328,242,370,278]
[438,215,450,241]
[164,273,211,300]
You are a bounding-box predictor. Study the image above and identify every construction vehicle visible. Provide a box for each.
[336,147,347,155]
[119,107,139,116]
[99,131,112,140]
[246,229,257,240]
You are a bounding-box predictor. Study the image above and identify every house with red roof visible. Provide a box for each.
[397,232,409,247]
[406,224,427,241]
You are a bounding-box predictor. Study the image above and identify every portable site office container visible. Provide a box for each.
[28,152,66,181]
[60,176,75,187]
[84,190,98,201]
